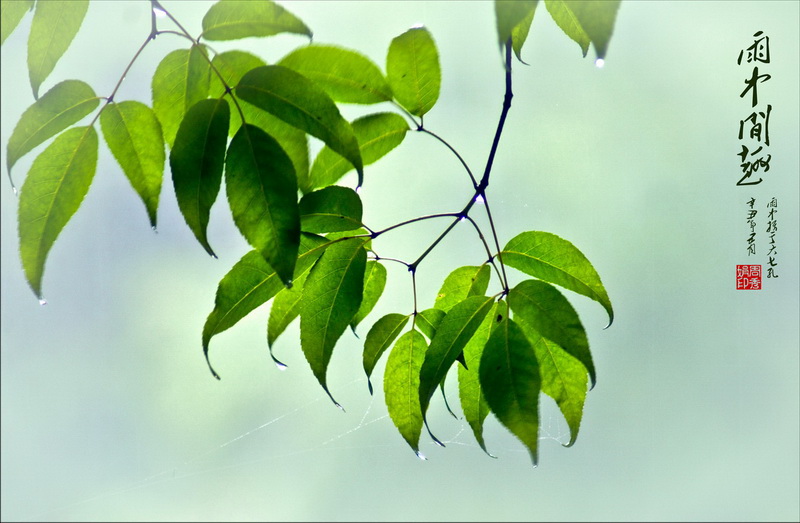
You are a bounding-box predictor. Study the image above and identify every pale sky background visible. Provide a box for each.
[1,1,798,521]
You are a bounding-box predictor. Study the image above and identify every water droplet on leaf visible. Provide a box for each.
[595,58,605,69]
[38,298,48,306]
[415,450,427,461]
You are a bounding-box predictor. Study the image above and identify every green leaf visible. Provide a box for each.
[501,231,613,325]
[200,0,311,41]
[202,232,329,377]
[517,320,586,447]
[480,316,541,466]
[324,227,372,251]
[494,1,537,56]
[309,112,408,190]
[350,260,387,331]
[544,0,590,57]
[27,0,88,99]
[562,0,620,60]
[18,126,97,299]
[299,185,363,233]
[169,98,230,257]
[278,44,392,104]
[1,0,33,45]
[226,124,300,283]
[434,265,491,313]
[152,46,211,148]
[419,295,495,421]
[236,65,363,186]
[300,237,368,405]
[99,101,164,228]
[384,330,428,455]
[415,307,446,341]
[7,80,99,176]
[508,279,595,386]
[267,270,308,349]
[208,50,310,192]
[458,301,507,455]
[362,313,410,393]
[386,27,440,117]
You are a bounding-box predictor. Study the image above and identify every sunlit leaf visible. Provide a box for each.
[99,101,164,228]
[1,0,33,45]
[309,112,409,190]
[7,80,99,176]
[267,271,308,348]
[169,98,230,257]
[495,0,537,60]
[458,301,507,455]
[299,185,363,233]
[501,231,613,325]
[384,329,428,455]
[18,126,97,299]
[419,295,495,421]
[226,123,300,283]
[508,279,595,386]
[278,44,392,104]
[479,316,541,465]
[27,0,88,99]
[415,307,445,341]
[236,65,363,185]
[363,313,410,393]
[517,319,587,447]
[350,260,387,331]
[386,26,440,117]
[300,237,368,404]
[562,0,620,60]
[544,0,590,57]
[434,265,491,313]
[209,50,310,192]
[152,46,211,148]
[202,233,329,377]
[200,0,311,41]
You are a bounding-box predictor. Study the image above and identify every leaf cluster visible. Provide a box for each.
[2,0,619,464]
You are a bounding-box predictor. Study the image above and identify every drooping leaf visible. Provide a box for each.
[202,233,329,376]
[544,0,590,57]
[7,80,99,176]
[99,101,164,228]
[200,0,311,41]
[508,279,595,386]
[18,126,97,299]
[226,124,300,283]
[236,65,363,185]
[458,301,507,455]
[363,313,410,393]
[267,270,308,349]
[386,26,440,117]
[152,46,211,148]
[501,231,613,325]
[169,98,230,257]
[562,0,620,60]
[278,44,392,104]
[434,264,491,313]
[1,0,33,46]
[419,295,495,421]
[309,112,408,190]
[479,316,541,466]
[299,185,363,233]
[27,0,88,99]
[384,329,428,455]
[350,260,387,331]
[415,307,446,341]
[208,50,310,192]
[517,320,587,447]
[494,1,537,57]
[300,237,368,405]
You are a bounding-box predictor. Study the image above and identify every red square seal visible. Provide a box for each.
[736,265,762,290]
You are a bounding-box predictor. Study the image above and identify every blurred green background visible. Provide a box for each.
[1,1,798,521]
